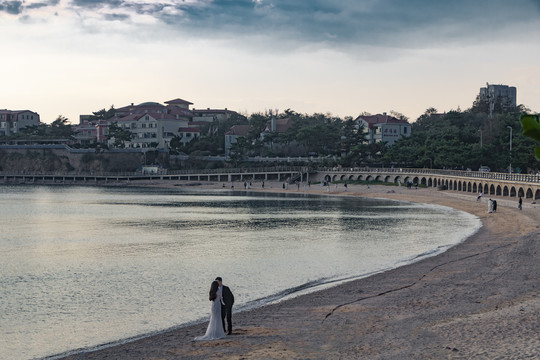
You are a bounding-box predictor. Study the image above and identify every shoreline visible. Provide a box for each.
[58,181,540,359]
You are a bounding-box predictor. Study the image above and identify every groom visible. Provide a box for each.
[216,277,234,335]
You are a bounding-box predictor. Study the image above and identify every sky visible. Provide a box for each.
[1,0,540,124]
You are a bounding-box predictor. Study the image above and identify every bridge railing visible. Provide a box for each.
[4,167,540,184]
[0,166,306,178]
[319,167,540,184]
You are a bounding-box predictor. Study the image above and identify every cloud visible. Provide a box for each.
[4,0,540,50]
[0,1,22,14]
[71,0,124,7]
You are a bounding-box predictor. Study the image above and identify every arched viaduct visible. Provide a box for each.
[315,168,540,200]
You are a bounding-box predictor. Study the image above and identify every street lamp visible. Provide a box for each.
[478,129,483,148]
[478,129,483,169]
[507,126,513,173]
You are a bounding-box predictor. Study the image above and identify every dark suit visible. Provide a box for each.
[221,285,234,334]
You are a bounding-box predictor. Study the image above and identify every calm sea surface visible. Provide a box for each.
[0,185,480,359]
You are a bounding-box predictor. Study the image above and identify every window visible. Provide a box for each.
[403,127,408,134]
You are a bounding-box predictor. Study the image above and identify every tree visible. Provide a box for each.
[50,115,74,138]
[91,106,116,120]
[107,122,133,148]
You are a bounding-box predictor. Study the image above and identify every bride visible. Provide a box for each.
[194,280,226,341]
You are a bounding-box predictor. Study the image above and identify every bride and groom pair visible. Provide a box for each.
[194,277,234,341]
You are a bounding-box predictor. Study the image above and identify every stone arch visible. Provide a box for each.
[472,183,478,193]
[526,188,533,199]
[457,181,462,191]
[467,182,472,192]
[490,184,496,195]
[535,189,540,200]
[339,174,346,181]
[484,184,489,194]
[413,177,420,185]
[357,175,363,181]
[510,187,517,197]
[324,174,331,182]
[366,175,373,182]
[503,186,509,196]
[348,175,354,180]
[428,178,433,187]
[420,177,427,186]
[496,185,502,196]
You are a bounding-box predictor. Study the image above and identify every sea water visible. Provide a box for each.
[0,185,480,359]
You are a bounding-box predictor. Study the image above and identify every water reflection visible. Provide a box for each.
[0,186,480,360]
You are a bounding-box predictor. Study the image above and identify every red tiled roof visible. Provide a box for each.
[165,98,193,105]
[178,127,200,133]
[226,124,250,136]
[355,114,409,129]
[264,118,294,133]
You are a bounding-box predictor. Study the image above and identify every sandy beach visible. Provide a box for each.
[60,181,540,359]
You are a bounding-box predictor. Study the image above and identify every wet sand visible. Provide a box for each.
[60,182,540,359]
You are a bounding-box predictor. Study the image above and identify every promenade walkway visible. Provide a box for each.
[2,167,540,200]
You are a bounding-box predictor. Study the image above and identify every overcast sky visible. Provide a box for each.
[1,0,539,123]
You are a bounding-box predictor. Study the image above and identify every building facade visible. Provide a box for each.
[75,98,203,149]
[74,99,245,149]
[224,124,251,156]
[477,83,517,116]
[0,109,40,136]
[355,113,411,145]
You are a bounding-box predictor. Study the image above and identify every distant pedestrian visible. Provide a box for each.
[344,183,348,191]
[493,200,497,212]
[477,192,483,201]
[262,181,265,189]
[488,199,493,213]
[518,196,523,211]
[283,183,285,190]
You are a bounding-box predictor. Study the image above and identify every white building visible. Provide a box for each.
[224,124,251,156]
[355,113,411,145]
[0,109,40,136]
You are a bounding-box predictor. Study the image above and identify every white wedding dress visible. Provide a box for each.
[194,286,226,341]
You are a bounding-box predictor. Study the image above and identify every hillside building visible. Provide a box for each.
[476,83,517,117]
[355,113,411,145]
[0,109,40,136]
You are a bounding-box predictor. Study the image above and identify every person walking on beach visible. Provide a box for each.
[216,277,234,335]
[488,198,493,213]
[493,200,497,212]
[519,196,523,210]
[194,280,226,341]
